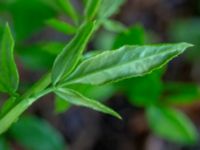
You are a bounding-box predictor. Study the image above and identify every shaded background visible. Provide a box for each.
[0,0,200,149]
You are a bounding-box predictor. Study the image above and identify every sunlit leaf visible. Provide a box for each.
[62,43,192,86]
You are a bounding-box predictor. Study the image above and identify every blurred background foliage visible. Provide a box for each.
[0,0,200,150]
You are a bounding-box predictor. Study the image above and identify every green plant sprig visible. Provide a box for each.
[0,0,193,135]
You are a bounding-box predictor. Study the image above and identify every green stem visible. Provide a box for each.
[0,73,53,134]
[21,72,51,99]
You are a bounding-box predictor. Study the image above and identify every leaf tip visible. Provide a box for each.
[112,111,122,120]
[3,22,14,43]
[180,42,194,49]
[4,22,11,33]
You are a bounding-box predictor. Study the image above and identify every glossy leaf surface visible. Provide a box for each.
[63,43,192,86]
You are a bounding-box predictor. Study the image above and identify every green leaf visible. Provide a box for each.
[98,0,125,19]
[93,30,116,50]
[67,84,116,102]
[103,19,126,33]
[147,106,198,144]
[9,116,65,150]
[8,0,56,41]
[84,0,102,21]
[18,44,56,71]
[46,18,76,35]
[62,43,192,86]
[54,96,71,113]
[56,0,79,25]
[55,88,121,119]
[117,70,163,107]
[18,42,65,71]
[169,18,200,61]
[52,21,96,85]
[163,83,200,104]
[0,23,19,94]
[113,24,146,49]
[0,137,10,150]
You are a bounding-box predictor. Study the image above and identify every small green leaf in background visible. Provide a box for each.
[67,84,116,102]
[0,23,4,38]
[98,0,125,19]
[0,137,10,150]
[113,25,146,49]
[9,116,66,150]
[169,18,200,61]
[56,0,79,25]
[52,21,96,85]
[118,70,163,107]
[146,105,198,144]
[18,42,65,71]
[63,43,192,86]
[55,88,121,119]
[93,30,117,50]
[7,0,56,41]
[103,19,126,33]
[85,0,102,21]
[55,96,71,113]
[46,18,77,35]
[163,82,200,104]
[18,44,55,71]
[0,23,19,94]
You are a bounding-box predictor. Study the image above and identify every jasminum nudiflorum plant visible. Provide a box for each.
[0,0,194,138]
